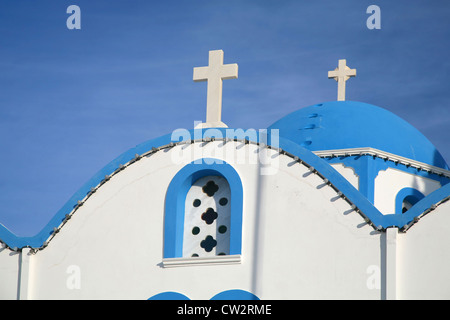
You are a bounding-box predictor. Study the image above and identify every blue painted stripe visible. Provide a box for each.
[0,131,175,249]
[1,128,449,249]
[395,188,425,215]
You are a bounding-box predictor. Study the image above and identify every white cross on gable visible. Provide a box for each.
[193,50,238,128]
[328,59,356,101]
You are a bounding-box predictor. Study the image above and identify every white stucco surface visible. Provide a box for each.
[1,141,449,300]
[374,168,441,214]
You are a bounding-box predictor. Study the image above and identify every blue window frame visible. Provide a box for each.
[395,187,425,214]
[164,158,243,259]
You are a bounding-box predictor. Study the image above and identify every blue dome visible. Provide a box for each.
[268,101,449,169]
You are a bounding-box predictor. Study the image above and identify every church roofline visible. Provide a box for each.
[268,100,449,170]
[1,128,449,252]
[313,147,450,178]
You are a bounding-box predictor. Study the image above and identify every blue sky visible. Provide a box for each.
[0,0,449,236]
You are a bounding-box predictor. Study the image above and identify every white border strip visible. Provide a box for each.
[313,147,450,178]
[162,254,241,268]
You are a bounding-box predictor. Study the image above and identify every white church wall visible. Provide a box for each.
[397,200,450,299]
[249,154,380,299]
[0,248,20,299]
[18,141,382,299]
[374,167,441,215]
[330,163,359,190]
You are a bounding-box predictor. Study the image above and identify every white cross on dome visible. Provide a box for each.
[193,50,238,128]
[328,59,356,101]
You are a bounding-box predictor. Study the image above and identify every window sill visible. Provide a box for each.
[162,255,241,268]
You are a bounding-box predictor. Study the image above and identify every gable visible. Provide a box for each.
[1,128,449,252]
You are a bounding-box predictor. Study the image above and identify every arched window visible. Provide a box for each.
[183,175,231,257]
[163,159,243,260]
[395,187,425,214]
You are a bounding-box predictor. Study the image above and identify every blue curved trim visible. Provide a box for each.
[148,291,190,300]
[322,155,449,207]
[0,127,258,249]
[400,183,450,226]
[164,158,243,258]
[1,126,449,249]
[210,289,259,300]
[276,135,450,229]
[275,136,387,228]
[0,131,176,249]
[395,188,425,215]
